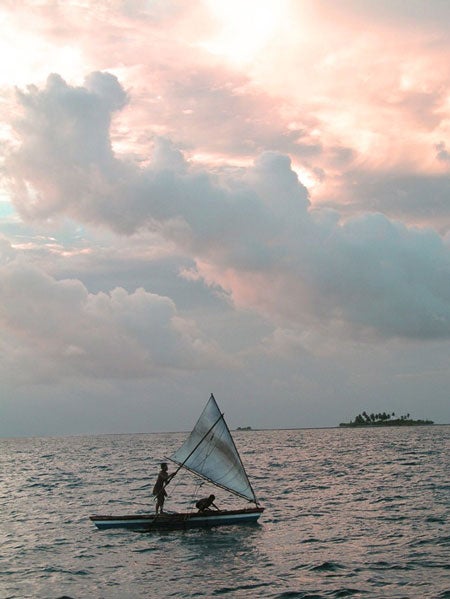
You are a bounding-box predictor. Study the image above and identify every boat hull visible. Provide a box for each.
[90,507,264,531]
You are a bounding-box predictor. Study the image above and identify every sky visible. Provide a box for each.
[1,0,450,437]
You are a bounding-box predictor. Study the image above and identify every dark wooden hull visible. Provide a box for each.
[90,507,264,531]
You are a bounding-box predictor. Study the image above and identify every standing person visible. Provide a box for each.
[153,463,173,514]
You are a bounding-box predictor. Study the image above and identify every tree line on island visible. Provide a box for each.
[340,411,434,427]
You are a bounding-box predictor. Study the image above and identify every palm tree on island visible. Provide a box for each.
[339,412,433,427]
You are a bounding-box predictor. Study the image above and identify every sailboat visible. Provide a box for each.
[90,394,264,531]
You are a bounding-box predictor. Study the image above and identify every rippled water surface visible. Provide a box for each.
[1,426,449,599]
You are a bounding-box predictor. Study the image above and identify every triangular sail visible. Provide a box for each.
[169,394,257,504]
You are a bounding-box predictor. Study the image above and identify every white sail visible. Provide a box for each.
[169,394,257,503]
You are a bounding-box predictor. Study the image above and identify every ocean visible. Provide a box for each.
[1,426,449,599]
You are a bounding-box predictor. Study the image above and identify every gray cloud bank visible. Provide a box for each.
[6,72,450,341]
[0,239,222,385]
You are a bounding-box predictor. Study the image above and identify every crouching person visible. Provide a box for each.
[195,494,219,512]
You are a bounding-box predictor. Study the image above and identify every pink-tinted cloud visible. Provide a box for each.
[6,73,450,341]
[3,0,450,228]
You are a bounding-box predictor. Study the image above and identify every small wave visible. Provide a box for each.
[26,482,57,490]
[132,546,159,553]
[309,561,345,573]
[330,590,366,598]
[426,515,447,523]
[273,592,325,598]
[212,581,271,595]
[41,566,90,576]
[268,462,284,468]
[372,495,406,503]
[436,535,450,546]
[379,514,408,522]
[370,560,412,571]
[291,563,308,572]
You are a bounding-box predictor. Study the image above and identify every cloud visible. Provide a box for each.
[6,73,450,342]
[436,142,450,163]
[130,63,322,160]
[8,72,127,221]
[317,0,450,34]
[0,242,223,383]
[330,167,450,233]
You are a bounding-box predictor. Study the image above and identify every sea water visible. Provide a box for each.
[1,426,449,599]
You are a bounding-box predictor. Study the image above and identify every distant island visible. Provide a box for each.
[236,426,252,431]
[339,411,434,427]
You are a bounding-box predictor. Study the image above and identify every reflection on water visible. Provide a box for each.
[1,426,449,598]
